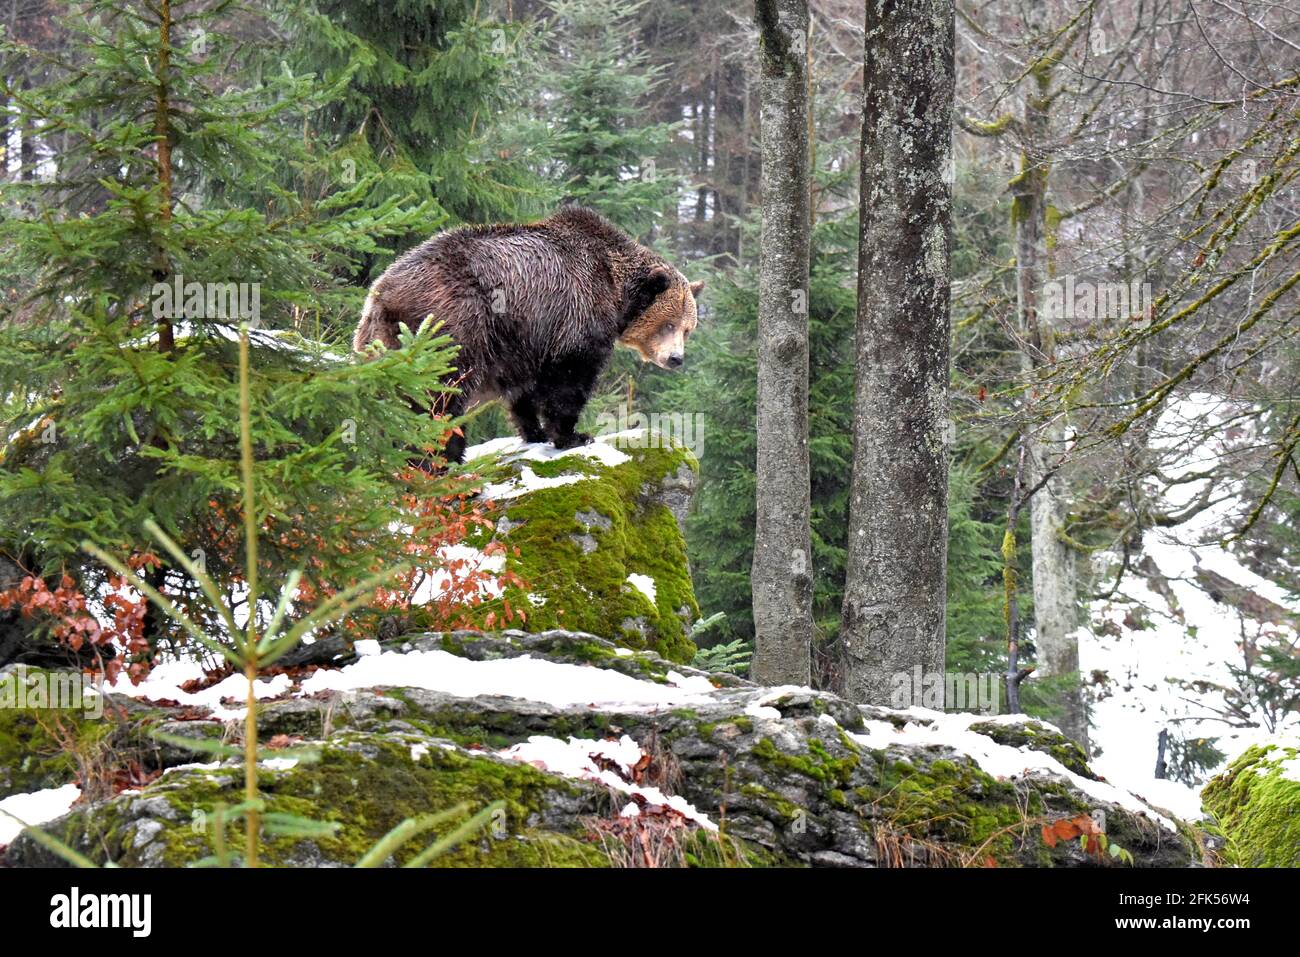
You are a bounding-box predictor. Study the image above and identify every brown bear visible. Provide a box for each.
[353,205,702,462]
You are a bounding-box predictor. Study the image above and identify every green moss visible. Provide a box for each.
[964,111,1015,136]
[1202,744,1300,867]
[0,671,105,797]
[438,633,471,657]
[559,640,619,664]
[0,710,77,797]
[540,639,669,680]
[424,631,676,684]
[465,440,700,663]
[752,736,859,788]
[871,754,1027,864]
[375,689,615,749]
[526,457,604,480]
[680,828,786,868]
[1044,203,1062,252]
[32,735,614,868]
[738,781,804,824]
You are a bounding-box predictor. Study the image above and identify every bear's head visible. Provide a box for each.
[619,266,704,370]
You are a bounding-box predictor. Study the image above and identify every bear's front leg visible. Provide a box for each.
[545,399,592,449]
[539,364,597,451]
[508,393,548,445]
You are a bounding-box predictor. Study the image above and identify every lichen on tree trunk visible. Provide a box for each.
[1010,7,1090,754]
[839,0,954,706]
[750,0,813,686]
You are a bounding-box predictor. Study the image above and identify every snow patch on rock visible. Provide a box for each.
[0,784,81,844]
[850,707,1178,831]
[626,573,657,605]
[467,433,635,501]
[500,734,717,831]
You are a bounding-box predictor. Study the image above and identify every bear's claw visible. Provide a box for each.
[552,432,593,450]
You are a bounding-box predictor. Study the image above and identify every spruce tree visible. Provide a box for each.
[542,0,681,238]
[283,0,552,281]
[0,1,469,666]
[658,214,856,659]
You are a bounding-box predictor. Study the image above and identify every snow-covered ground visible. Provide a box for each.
[294,648,717,706]
[850,706,1179,830]
[103,659,293,721]
[86,647,1181,833]
[1081,394,1300,819]
[501,734,718,830]
[102,647,718,722]
[468,431,634,501]
[90,649,725,831]
[65,650,1191,838]
[0,784,81,845]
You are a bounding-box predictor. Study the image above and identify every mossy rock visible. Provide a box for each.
[1202,742,1300,867]
[5,732,614,868]
[462,433,701,663]
[0,668,103,798]
[0,701,86,799]
[3,640,1197,869]
[300,681,1195,868]
[0,666,230,799]
[390,629,747,687]
[967,719,1096,780]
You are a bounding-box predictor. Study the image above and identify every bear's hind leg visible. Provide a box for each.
[443,429,467,465]
[508,393,548,445]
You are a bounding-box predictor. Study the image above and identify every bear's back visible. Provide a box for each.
[371,216,621,371]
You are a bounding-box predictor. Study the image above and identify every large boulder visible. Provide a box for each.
[463,431,701,664]
[0,665,226,801]
[1201,742,1300,867]
[4,631,1199,868]
[2,730,610,868]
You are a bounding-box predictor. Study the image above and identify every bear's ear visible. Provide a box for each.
[689,280,705,297]
[644,266,673,300]
[621,265,674,330]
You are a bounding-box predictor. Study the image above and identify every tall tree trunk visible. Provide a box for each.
[750,0,813,686]
[0,83,7,180]
[139,0,177,657]
[154,0,175,353]
[719,57,746,260]
[19,75,34,181]
[738,72,753,264]
[1026,427,1087,749]
[839,0,953,706]
[695,96,709,224]
[1012,12,1089,753]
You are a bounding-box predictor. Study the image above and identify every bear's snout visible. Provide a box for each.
[666,353,684,369]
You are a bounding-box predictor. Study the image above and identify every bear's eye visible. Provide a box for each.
[664,321,676,333]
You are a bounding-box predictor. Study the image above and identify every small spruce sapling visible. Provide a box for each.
[3,327,504,867]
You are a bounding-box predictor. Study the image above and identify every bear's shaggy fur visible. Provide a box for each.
[354,206,702,462]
